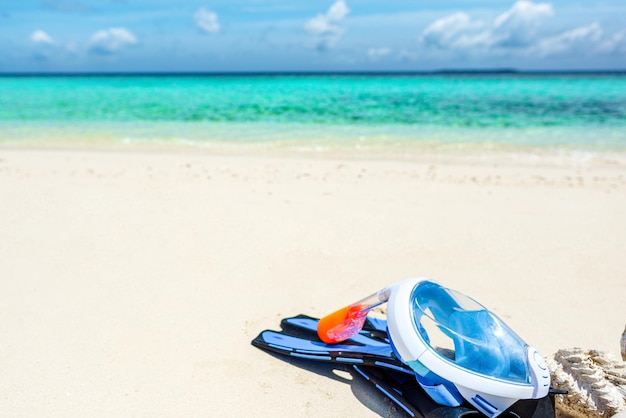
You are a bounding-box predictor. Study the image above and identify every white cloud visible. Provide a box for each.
[367,47,391,61]
[31,30,54,45]
[421,12,485,49]
[418,1,626,64]
[536,23,602,56]
[89,27,137,55]
[305,0,350,50]
[326,0,350,21]
[494,0,553,27]
[194,7,220,34]
[604,29,626,55]
[492,0,553,47]
[30,30,56,61]
[420,1,555,52]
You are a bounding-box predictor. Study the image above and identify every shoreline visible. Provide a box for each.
[3,134,626,170]
[2,118,625,165]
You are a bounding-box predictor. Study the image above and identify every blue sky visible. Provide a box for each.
[1,0,625,72]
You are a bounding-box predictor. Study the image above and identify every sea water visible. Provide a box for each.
[1,73,625,154]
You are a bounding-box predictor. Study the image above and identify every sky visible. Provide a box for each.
[1,0,625,73]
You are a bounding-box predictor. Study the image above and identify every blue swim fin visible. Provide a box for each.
[252,314,412,374]
[353,365,480,418]
[251,315,558,418]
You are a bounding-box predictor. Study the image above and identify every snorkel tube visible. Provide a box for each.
[317,278,551,417]
[317,287,391,344]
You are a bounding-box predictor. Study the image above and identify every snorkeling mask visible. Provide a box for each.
[317,278,550,417]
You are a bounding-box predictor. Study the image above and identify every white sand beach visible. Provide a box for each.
[1,147,625,417]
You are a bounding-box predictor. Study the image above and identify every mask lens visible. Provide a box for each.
[411,281,531,384]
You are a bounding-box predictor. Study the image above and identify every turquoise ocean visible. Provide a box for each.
[1,73,625,154]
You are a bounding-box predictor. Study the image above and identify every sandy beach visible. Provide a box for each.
[1,146,625,417]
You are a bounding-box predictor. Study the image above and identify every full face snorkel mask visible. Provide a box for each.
[317,278,550,417]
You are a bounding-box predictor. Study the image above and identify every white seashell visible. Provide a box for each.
[547,347,626,418]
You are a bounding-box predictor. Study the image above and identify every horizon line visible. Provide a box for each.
[1,69,626,77]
